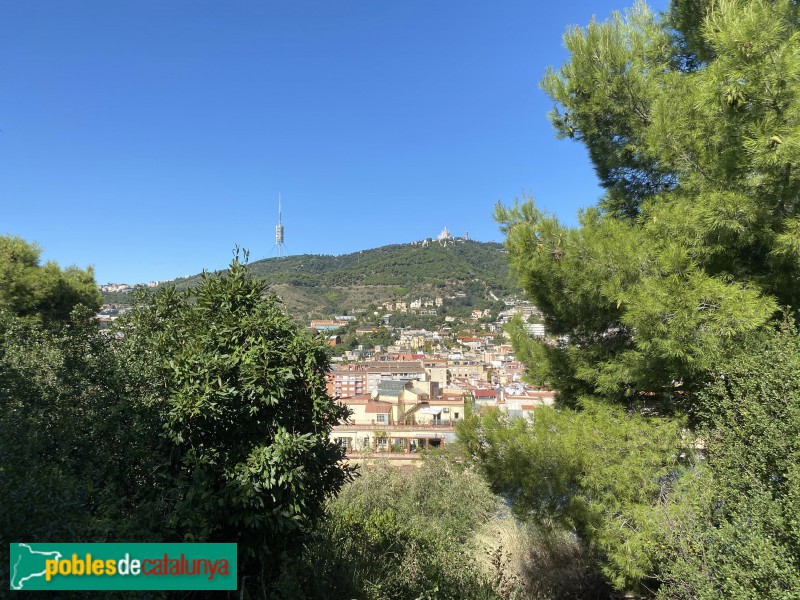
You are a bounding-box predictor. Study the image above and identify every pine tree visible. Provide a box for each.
[499,0,800,405]
[475,1,800,594]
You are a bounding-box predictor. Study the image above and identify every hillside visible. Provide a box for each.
[105,240,519,318]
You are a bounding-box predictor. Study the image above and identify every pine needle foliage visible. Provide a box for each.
[499,0,800,405]
[482,0,800,595]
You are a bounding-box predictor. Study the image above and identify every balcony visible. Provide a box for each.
[333,422,457,431]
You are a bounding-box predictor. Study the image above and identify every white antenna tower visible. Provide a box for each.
[275,193,285,257]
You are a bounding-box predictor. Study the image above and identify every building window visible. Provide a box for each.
[376,413,388,424]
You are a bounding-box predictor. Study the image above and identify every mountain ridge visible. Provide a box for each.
[103,240,518,318]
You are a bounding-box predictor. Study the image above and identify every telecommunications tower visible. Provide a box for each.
[275,194,285,257]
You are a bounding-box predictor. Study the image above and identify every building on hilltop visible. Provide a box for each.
[437,226,453,246]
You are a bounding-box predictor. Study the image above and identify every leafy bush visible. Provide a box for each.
[271,454,506,599]
[459,403,693,594]
[1,247,355,594]
[656,324,800,598]
[117,252,354,576]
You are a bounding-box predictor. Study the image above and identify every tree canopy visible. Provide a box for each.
[498,0,800,405]
[657,323,800,597]
[0,235,101,324]
[117,251,353,570]
[471,0,800,595]
[0,245,354,591]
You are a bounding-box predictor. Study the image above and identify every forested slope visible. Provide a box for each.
[106,241,519,317]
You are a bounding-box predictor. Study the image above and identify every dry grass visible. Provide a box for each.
[473,515,611,600]
[270,284,405,318]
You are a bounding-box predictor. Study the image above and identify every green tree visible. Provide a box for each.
[482,0,800,594]
[459,403,692,593]
[498,0,800,405]
[0,307,165,593]
[656,324,800,598]
[361,326,393,349]
[0,235,101,324]
[0,236,161,593]
[497,200,776,404]
[0,237,156,581]
[117,251,353,576]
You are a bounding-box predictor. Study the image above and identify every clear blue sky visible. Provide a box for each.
[1,0,666,284]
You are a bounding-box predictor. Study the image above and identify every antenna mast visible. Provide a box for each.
[275,193,285,257]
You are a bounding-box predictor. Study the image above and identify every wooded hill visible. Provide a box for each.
[104,240,520,317]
